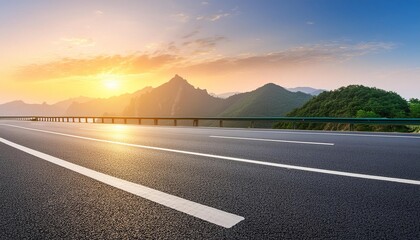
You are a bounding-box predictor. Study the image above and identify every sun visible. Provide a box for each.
[104,79,120,90]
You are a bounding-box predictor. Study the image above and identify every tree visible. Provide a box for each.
[356,110,380,118]
[409,98,420,118]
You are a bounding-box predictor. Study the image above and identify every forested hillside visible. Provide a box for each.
[275,85,415,132]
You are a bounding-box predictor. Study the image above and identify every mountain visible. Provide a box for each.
[1,75,313,122]
[53,96,93,110]
[123,75,226,116]
[219,83,312,117]
[210,92,241,99]
[275,85,411,131]
[66,87,152,116]
[0,97,92,116]
[123,75,313,128]
[287,87,325,96]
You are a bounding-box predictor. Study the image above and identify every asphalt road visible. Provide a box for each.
[1,120,420,239]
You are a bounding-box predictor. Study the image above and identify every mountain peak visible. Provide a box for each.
[169,74,188,83]
[258,83,287,92]
[164,74,197,90]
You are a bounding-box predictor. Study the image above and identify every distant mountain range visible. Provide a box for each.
[0,75,313,118]
[0,97,93,116]
[210,87,324,99]
[209,92,241,99]
[66,87,152,116]
[287,87,325,96]
[122,75,312,118]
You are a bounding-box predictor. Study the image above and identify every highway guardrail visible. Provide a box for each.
[1,116,420,129]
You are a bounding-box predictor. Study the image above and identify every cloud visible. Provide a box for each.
[196,12,230,21]
[13,54,181,81]
[172,13,189,22]
[94,10,104,15]
[14,41,394,82]
[201,1,209,5]
[306,21,315,25]
[209,13,230,21]
[175,41,395,73]
[182,29,200,39]
[182,36,226,53]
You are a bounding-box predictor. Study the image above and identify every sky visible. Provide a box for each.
[0,0,419,104]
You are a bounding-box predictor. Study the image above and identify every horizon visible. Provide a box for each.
[1,74,413,106]
[1,0,419,104]
[0,74,319,105]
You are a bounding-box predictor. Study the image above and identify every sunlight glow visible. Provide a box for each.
[99,73,124,91]
[104,79,120,90]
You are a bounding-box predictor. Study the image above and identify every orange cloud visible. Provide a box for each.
[13,54,181,81]
[13,41,393,82]
[175,42,395,74]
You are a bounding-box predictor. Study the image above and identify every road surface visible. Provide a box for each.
[1,120,420,239]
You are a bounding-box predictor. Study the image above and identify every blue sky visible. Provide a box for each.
[0,0,419,103]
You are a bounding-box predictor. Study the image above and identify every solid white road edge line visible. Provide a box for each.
[0,137,244,228]
[209,135,335,146]
[2,123,420,186]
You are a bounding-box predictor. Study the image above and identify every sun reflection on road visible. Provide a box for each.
[102,124,132,142]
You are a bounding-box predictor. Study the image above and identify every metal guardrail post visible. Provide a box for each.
[138,118,141,125]
[174,119,177,126]
[154,119,158,125]
[250,121,255,128]
[219,120,223,127]
[124,118,127,124]
[112,118,115,124]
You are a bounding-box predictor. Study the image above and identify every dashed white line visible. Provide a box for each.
[0,137,244,228]
[209,129,420,139]
[210,135,334,146]
[1,123,420,186]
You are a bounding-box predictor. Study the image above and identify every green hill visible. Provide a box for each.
[217,83,312,127]
[275,85,411,131]
[220,83,312,117]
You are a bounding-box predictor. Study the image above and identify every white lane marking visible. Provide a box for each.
[237,130,420,139]
[81,128,334,145]
[210,135,334,146]
[0,137,244,228]
[2,123,420,186]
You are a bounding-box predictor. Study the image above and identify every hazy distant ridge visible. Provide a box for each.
[287,87,325,96]
[0,97,93,116]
